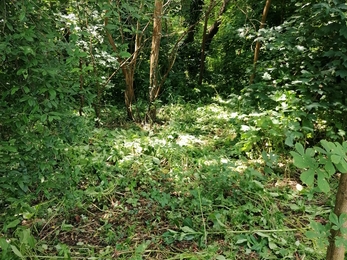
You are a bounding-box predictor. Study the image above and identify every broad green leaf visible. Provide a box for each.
[305,230,318,239]
[295,143,305,155]
[306,148,315,157]
[317,172,330,193]
[152,157,160,165]
[49,89,56,99]
[329,213,339,225]
[181,226,196,233]
[335,160,347,173]
[285,136,294,147]
[300,169,315,186]
[331,154,341,164]
[290,152,308,169]
[321,140,335,153]
[119,51,131,58]
[324,161,336,176]
[314,146,327,154]
[0,238,9,250]
[268,241,278,249]
[11,87,19,95]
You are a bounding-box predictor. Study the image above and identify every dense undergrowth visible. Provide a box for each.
[0,96,337,259]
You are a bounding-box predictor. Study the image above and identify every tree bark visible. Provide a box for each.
[204,0,230,52]
[198,0,216,86]
[326,173,347,260]
[250,0,272,84]
[105,5,145,121]
[147,0,163,122]
[199,0,230,85]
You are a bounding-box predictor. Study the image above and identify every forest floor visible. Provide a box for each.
[2,97,334,259]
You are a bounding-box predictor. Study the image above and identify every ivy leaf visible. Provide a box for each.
[300,169,315,186]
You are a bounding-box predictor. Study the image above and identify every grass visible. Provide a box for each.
[0,97,334,259]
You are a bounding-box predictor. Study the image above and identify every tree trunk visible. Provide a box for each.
[148,0,163,122]
[105,6,144,121]
[198,0,216,86]
[122,65,136,120]
[204,0,230,52]
[326,173,347,260]
[250,0,272,84]
[198,0,229,85]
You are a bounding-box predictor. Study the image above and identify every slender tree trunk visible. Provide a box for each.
[204,0,230,52]
[198,0,216,86]
[326,173,347,260]
[105,6,144,121]
[250,0,272,84]
[147,0,163,122]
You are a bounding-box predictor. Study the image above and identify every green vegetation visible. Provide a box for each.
[1,0,347,259]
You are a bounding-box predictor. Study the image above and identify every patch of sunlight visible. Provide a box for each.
[149,137,170,146]
[196,104,230,121]
[176,134,206,147]
[122,140,142,154]
[203,159,218,166]
[220,158,229,164]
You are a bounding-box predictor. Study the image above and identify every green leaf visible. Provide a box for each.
[306,148,315,157]
[10,245,23,258]
[152,157,160,165]
[0,238,9,251]
[300,169,315,186]
[321,140,334,153]
[314,146,327,154]
[317,172,330,193]
[331,154,341,164]
[305,230,318,239]
[4,219,21,231]
[120,52,131,58]
[268,241,278,249]
[324,161,336,176]
[285,136,294,147]
[19,10,26,21]
[295,143,305,155]
[329,212,339,225]
[11,87,20,95]
[49,89,56,99]
[181,226,197,234]
[291,152,307,169]
[336,160,347,173]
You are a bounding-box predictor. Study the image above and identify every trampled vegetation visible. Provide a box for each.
[1,0,347,259]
